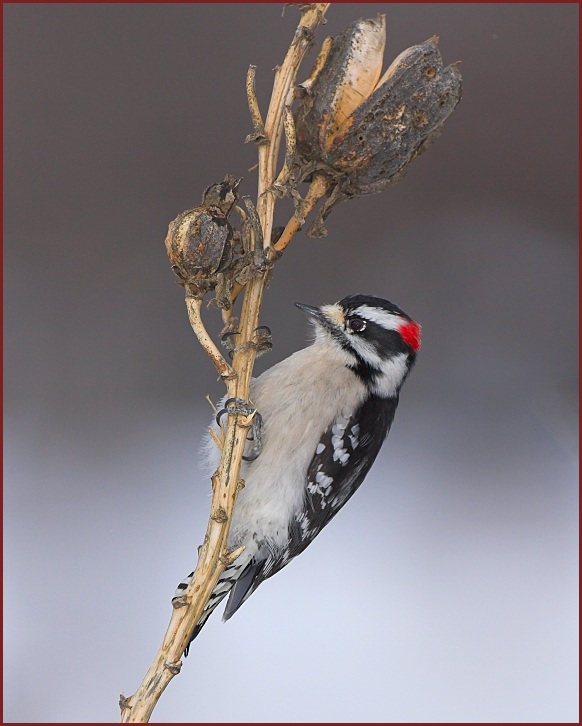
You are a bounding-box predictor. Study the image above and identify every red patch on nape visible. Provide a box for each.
[399,320,421,352]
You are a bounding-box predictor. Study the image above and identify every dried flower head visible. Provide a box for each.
[294,15,462,234]
[164,176,241,295]
[165,206,233,281]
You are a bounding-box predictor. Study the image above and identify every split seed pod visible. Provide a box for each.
[294,15,462,230]
[164,176,241,290]
[165,206,233,283]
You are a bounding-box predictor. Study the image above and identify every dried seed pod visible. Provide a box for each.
[326,36,462,195]
[164,175,242,293]
[201,175,241,216]
[296,15,387,155]
[294,16,462,234]
[164,205,234,285]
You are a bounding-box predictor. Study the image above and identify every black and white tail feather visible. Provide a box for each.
[174,294,421,655]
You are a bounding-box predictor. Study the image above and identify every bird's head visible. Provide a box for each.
[295,294,421,398]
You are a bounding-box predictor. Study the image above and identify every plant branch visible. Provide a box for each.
[272,171,331,253]
[258,3,330,251]
[120,5,330,722]
[185,292,234,380]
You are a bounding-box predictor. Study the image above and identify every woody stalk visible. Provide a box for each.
[120,5,461,722]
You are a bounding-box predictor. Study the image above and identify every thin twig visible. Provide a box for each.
[272,106,297,193]
[185,293,234,380]
[257,3,330,249]
[272,172,331,253]
[245,65,267,144]
[241,196,264,251]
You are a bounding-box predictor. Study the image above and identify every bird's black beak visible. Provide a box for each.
[294,302,325,322]
[294,302,343,335]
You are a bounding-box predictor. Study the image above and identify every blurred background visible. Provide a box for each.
[4,3,578,722]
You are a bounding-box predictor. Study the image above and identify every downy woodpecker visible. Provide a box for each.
[175,294,421,652]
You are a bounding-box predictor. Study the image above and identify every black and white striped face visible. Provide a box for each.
[295,294,421,398]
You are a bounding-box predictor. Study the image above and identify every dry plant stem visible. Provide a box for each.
[245,65,266,142]
[272,172,330,253]
[272,106,297,189]
[185,293,234,380]
[257,3,331,250]
[118,422,251,722]
[120,4,330,723]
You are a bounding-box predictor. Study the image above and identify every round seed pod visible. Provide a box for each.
[164,205,234,285]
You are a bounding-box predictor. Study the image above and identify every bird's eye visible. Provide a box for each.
[347,317,366,333]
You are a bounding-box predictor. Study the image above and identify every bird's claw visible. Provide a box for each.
[221,330,239,360]
[215,398,264,461]
[254,326,273,356]
[242,409,263,461]
[220,326,273,359]
[215,397,251,426]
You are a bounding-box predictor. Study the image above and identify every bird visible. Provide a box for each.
[174,293,421,653]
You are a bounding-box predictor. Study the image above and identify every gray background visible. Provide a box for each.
[4,3,578,723]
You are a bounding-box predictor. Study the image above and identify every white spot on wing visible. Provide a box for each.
[297,512,310,537]
[333,446,347,462]
[315,471,333,488]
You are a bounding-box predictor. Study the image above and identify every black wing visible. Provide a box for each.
[288,393,398,558]
[222,394,399,620]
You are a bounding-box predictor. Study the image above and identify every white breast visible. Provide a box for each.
[203,343,367,553]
